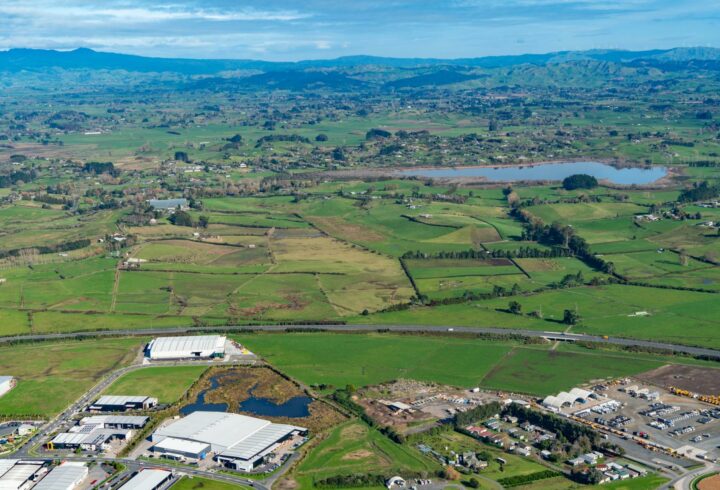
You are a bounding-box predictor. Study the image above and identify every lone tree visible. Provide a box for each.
[563,309,580,325]
[508,300,522,315]
[562,174,598,191]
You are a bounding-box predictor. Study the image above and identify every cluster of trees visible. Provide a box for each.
[314,474,387,488]
[678,181,720,203]
[82,161,116,175]
[0,169,37,187]
[0,238,91,259]
[365,128,392,139]
[255,134,311,147]
[562,174,598,191]
[454,402,502,428]
[497,470,561,488]
[402,247,573,260]
[168,211,209,228]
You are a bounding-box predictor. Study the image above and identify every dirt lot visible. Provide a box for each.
[638,365,720,396]
[698,473,720,490]
[356,379,504,434]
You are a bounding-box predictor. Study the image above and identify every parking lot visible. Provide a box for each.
[573,380,720,459]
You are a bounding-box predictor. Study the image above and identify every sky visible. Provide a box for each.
[0,0,718,60]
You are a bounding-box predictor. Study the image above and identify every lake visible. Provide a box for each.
[398,161,667,185]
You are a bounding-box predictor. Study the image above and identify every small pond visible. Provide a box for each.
[398,161,667,185]
[239,385,312,418]
[180,374,228,415]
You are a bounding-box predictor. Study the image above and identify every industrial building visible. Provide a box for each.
[33,463,87,490]
[542,388,596,411]
[150,411,306,471]
[145,336,226,360]
[89,395,158,412]
[0,460,45,490]
[0,376,15,397]
[50,416,147,451]
[117,469,173,490]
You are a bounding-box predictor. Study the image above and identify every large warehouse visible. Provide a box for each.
[150,411,306,471]
[0,376,15,397]
[117,469,172,490]
[33,463,87,490]
[145,336,226,360]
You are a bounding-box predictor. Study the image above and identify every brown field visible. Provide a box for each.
[637,365,720,395]
[698,473,720,490]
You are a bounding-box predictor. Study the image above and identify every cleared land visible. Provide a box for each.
[103,365,207,404]
[0,338,143,417]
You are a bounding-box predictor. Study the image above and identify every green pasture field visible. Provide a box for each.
[172,476,252,490]
[290,419,436,490]
[478,347,664,395]
[482,285,720,349]
[0,338,143,417]
[233,332,697,395]
[528,202,648,223]
[104,366,207,404]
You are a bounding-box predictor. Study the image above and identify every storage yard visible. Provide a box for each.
[541,378,720,462]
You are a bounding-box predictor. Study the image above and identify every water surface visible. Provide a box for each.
[399,161,667,185]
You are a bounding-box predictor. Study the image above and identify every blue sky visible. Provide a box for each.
[0,0,717,60]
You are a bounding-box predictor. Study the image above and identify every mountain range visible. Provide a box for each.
[2,46,720,74]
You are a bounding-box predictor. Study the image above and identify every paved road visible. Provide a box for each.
[1,324,719,359]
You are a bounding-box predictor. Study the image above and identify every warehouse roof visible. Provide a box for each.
[52,428,131,446]
[148,336,225,355]
[153,411,305,460]
[118,470,172,490]
[153,437,210,455]
[0,462,42,490]
[80,415,148,426]
[218,423,301,460]
[93,395,154,406]
[147,198,188,210]
[33,463,87,490]
[0,460,18,479]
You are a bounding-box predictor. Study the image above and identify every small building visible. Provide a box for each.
[147,199,189,212]
[117,470,172,490]
[16,424,35,436]
[33,463,87,490]
[0,376,15,397]
[79,415,149,429]
[89,396,158,412]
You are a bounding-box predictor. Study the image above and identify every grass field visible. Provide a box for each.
[171,476,252,490]
[233,333,697,395]
[288,420,437,490]
[0,338,143,417]
[103,366,207,404]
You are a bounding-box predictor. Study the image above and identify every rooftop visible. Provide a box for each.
[118,470,172,490]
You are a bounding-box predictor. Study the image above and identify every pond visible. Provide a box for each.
[180,374,228,415]
[398,161,667,185]
[239,385,312,418]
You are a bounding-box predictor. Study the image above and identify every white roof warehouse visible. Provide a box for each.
[146,336,226,360]
[150,411,306,471]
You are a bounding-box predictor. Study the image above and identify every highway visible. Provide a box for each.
[1,323,719,359]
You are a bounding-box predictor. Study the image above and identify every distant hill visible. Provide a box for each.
[385,69,483,88]
[2,46,719,75]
